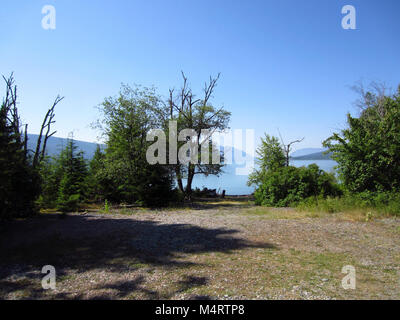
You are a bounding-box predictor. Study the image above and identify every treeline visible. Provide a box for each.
[1,73,230,219]
[249,83,400,215]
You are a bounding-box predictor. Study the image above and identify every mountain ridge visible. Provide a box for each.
[27,134,332,161]
[291,150,333,160]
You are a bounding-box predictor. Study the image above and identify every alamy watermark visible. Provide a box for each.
[41,265,56,290]
[341,265,356,290]
[342,5,356,30]
[40,5,355,31]
[41,5,56,30]
[146,121,254,176]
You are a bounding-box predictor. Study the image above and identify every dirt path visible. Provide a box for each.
[1,199,399,300]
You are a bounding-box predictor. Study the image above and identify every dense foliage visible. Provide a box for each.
[0,125,40,219]
[94,84,176,207]
[247,134,286,186]
[253,164,341,207]
[37,139,89,212]
[55,140,88,212]
[324,86,400,193]
[1,77,40,219]
[249,135,341,207]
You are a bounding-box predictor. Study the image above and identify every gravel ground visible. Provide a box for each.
[1,199,399,300]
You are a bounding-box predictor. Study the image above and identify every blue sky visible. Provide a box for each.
[1,0,399,151]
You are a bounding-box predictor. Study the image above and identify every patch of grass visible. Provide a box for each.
[206,199,250,206]
[59,274,75,282]
[40,208,59,214]
[244,207,325,219]
[127,262,149,269]
[296,192,400,219]
[117,208,136,215]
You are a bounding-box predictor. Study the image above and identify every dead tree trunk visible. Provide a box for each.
[32,95,64,168]
[278,130,304,167]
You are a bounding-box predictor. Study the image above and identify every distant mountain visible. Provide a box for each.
[290,148,326,157]
[291,150,332,160]
[27,134,104,159]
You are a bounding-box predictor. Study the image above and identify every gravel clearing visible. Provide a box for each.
[1,199,399,300]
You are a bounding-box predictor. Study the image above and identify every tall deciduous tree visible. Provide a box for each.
[95,84,175,206]
[324,84,400,192]
[167,73,231,196]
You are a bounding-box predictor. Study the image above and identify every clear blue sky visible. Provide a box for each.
[1,0,399,151]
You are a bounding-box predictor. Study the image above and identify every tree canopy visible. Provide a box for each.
[324,85,400,192]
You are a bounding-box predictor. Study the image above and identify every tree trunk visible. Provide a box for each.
[185,164,195,196]
[175,167,184,193]
[177,177,184,193]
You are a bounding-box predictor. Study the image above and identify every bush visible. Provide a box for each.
[254,164,341,207]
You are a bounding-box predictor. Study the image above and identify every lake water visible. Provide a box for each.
[190,160,338,195]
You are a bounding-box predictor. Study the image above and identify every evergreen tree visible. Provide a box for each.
[56,139,88,212]
[36,156,60,208]
[1,74,62,219]
[86,145,106,202]
[0,76,40,219]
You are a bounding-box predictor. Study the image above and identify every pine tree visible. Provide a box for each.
[0,76,40,219]
[56,139,88,212]
[86,145,106,202]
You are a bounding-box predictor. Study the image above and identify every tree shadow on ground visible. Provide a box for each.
[0,213,274,299]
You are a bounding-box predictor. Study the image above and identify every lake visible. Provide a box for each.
[190,160,338,195]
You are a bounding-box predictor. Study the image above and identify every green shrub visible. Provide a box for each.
[324,86,400,193]
[104,199,110,213]
[254,164,341,207]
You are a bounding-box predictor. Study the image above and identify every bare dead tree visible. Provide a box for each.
[2,74,20,138]
[351,81,391,118]
[167,72,230,196]
[278,129,304,167]
[2,73,63,167]
[32,95,64,168]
